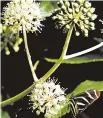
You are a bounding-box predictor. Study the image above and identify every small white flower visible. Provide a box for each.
[53,0,97,37]
[2,0,45,33]
[29,77,66,117]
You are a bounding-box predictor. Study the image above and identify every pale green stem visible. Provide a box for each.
[1,84,35,107]
[1,24,74,107]
[23,25,38,81]
[38,24,74,83]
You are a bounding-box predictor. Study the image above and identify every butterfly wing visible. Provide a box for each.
[70,90,100,118]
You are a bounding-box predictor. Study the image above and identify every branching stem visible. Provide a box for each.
[1,24,74,107]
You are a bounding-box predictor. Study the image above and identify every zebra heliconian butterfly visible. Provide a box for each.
[69,90,101,118]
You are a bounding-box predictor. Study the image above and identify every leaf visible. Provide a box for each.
[1,110,10,118]
[50,80,103,118]
[40,1,57,16]
[67,80,103,99]
[49,103,70,118]
[45,54,103,64]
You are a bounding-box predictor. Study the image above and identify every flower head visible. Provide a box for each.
[52,0,97,37]
[29,78,66,117]
[2,0,45,33]
[1,25,23,55]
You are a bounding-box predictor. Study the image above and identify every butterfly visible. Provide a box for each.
[69,90,101,118]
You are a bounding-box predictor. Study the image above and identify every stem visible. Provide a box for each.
[23,25,38,81]
[38,24,74,83]
[64,42,103,59]
[1,24,74,107]
[1,84,35,107]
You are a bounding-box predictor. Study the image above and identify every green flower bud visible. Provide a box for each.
[81,25,85,30]
[5,50,10,55]
[89,8,95,13]
[75,8,79,13]
[74,19,78,23]
[66,24,70,29]
[59,0,64,5]
[91,14,97,20]
[58,15,63,20]
[68,8,73,13]
[0,24,2,33]
[69,14,73,19]
[5,47,10,55]
[87,12,92,17]
[84,33,88,37]
[61,21,66,25]
[62,5,66,10]
[17,38,23,45]
[80,15,84,20]
[36,110,40,115]
[83,8,88,13]
[2,25,7,31]
[84,20,89,24]
[73,3,79,7]
[91,27,95,30]
[13,44,19,52]
[52,16,57,20]
[84,29,88,34]
[64,1,70,7]
[89,22,95,27]
[75,31,80,36]
[78,0,85,4]
[85,1,91,8]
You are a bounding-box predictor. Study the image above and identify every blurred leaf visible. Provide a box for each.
[67,80,103,99]
[1,110,10,118]
[45,54,103,64]
[47,103,70,118]
[40,1,57,16]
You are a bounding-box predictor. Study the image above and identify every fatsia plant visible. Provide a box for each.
[1,0,103,118]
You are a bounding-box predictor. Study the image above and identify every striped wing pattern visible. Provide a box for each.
[69,90,101,118]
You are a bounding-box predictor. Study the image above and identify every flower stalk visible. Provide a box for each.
[23,25,38,82]
[38,23,74,84]
[1,23,74,107]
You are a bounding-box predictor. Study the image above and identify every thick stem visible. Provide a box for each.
[1,84,35,107]
[1,24,74,107]
[64,42,103,59]
[23,25,38,81]
[38,24,74,83]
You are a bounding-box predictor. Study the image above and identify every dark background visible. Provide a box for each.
[1,1,103,118]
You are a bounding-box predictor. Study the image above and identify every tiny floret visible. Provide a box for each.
[29,78,66,117]
[2,0,45,33]
[52,0,97,37]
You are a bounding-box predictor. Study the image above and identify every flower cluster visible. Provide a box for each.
[52,0,97,37]
[1,25,23,55]
[29,78,66,118]
[2,0,44,33]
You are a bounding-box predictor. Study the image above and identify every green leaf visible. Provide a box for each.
[50,80,103,118]
[40,1,57,15]
[45,54,103,64]
[67,80,103,99]
[49,103,70,118]
[1,110,10,118]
